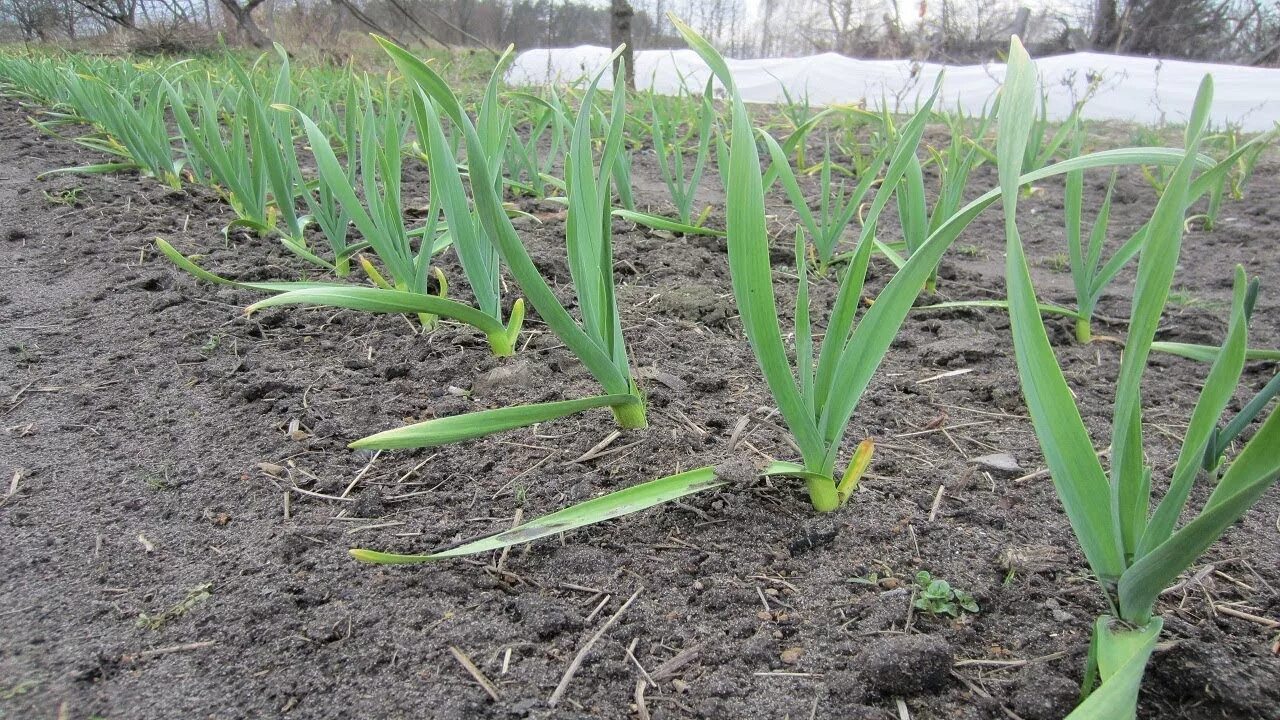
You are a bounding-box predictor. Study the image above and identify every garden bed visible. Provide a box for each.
[1,97,1277,720]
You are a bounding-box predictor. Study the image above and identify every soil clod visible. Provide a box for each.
[789,518,837,555]
[1011,667,1080,720]
[858,634,954,696]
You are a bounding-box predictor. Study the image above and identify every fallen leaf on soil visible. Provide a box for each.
[972,452,1021,474]
[998,545,1070,574]
[637,365,688,391]
[257,462,285,477]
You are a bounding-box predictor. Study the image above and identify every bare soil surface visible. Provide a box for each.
[1,98,1278,720]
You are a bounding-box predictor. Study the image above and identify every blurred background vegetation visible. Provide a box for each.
[1,0,1278,67]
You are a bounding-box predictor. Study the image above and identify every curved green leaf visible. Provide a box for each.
[1118,403,1280,621]
[672,14,826,471]
[154,238,339,294]
[915,299,1082,318]
[1149,342,1280,363]
[998,37,1126,583]
[37,162,138,179]
[1136,266,1250,558]
[1067,617,1162,720]
[612,208,725,236]
[378,36,632,398]
[1109,75,1213,558]
[350,393,640,450]
[244,287,511,354]
[352,465,724,563]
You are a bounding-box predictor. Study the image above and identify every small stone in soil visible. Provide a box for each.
[712,456,758,486]
[471,360,533,396]
[636,365,687,392]
[1049,607,1076,623]
[858,634,953,696]
[971,452,1022,474]
[653,284,732,327]
[918,332,1002,367]
[349,488,384,518]
[780,647,804,664]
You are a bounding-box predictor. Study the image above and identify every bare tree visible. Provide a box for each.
[217,0,272,47]
[1,0,72,40]
[329,0,408,46]
[413,1,497,51]
[1092,0,1120,47]
[383,0,453,47]
[824,0,853,53]
[62,0,82,37]
[71,0,138,29]
[142,0,209,24]
[1079,0,1280,61]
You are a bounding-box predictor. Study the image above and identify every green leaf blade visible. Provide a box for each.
[351,394,640,450]
[998,37,1126,583]
[351,464,727,562]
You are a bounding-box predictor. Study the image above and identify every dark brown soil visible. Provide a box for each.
[1,97,1278,720]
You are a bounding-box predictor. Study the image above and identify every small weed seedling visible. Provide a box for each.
[913,571,979,617]
[137,583,212,630]
[42,187,83,206]
[199,335,221,354]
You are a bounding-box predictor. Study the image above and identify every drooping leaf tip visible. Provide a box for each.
[350,548,431,564]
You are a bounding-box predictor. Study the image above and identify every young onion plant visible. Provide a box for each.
[348,38,647,452]
[997,38,1280,719]
[647,83,714,228]
[921,118,1276,354]
[777,82,817,168]
[828,106,897,179]
[45,65,184,189]
[1197,125,1270,230]
[504,89,568,199]
[245,71,525,356]
[170,46,340,271]
[1061,120,1278,344]
[766,138,890,275]
[158,73,523,357]
[349,26,887,565]
[509,87,719,238]
[714,105,833,199]
[293,75,366,277]
[171,71,273,235]
[1011,80,1087,175]
[884,104,994,291]
[0,54,70,107]
[688,19,946,512]
[1062,123,1119,343]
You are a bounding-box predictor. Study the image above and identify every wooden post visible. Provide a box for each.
[611,0,635,90]
[1010,7,1030,40]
